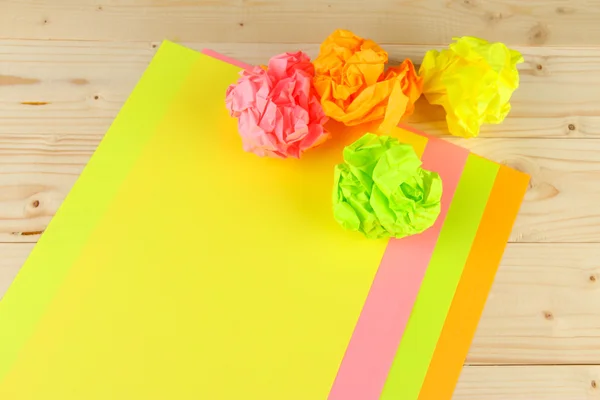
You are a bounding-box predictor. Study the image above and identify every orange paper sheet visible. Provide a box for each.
[417,165,529,400]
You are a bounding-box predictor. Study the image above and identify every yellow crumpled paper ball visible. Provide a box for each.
[419,36,524,138]
[313,29,423,132]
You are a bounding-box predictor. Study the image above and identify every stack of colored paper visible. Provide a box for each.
[0,42,529,400]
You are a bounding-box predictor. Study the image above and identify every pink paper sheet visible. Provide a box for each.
[328,136,469,400]
[199,49,471,400]
[201,49,253,70]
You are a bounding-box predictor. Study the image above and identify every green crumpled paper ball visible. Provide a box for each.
[333,133,443,239]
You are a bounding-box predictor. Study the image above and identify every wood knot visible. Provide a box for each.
[590,274,598,283]
[97,5,103,11]
[592,380,597,389]
[238,22,244,27]
[13,230,45,236]
[543,311,554,320]
[0,75,40,86]
[556,7,575,15]
[503,159,525,173]
[25,194,47,217]
[502,157,536,179]
[527,179,534,191]
[529,23,549,45]
[528,181,559,201]
[94,95,100,100]
[530,59,550,77]
[484,12,503,24]
[568,124,576,131]
[21,101,49,106]
[70,78,89,86]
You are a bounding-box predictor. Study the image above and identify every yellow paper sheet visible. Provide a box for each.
[0,42,390,399]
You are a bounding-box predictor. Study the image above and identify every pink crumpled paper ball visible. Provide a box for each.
[225,52,329,159]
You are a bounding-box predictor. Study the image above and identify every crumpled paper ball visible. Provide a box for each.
[420,36,524,138]
[225,51,329,158]
[313,29,423,132]
[333,133,442,239]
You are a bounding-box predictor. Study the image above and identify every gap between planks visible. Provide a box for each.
[3,0,600,47]
[3,243,600,365]
[2,136,600,242]
[1,40,600,138]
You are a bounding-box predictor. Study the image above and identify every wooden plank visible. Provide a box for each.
[471,244,600,365]
[451,138,600,243]
[0,133,89,241]
[2,0,600,46]
[0,40,600,138]
[2,41,600,242]
[2,243,600,365]
[1,40,600,138]
[1,134,600,242]
[0,40,149,136]
[455,366,600,400]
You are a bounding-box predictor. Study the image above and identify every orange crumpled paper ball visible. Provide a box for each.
[313,29,423,132]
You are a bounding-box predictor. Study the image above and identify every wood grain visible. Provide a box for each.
[2,133,600,242]
[3,40,600,138]
[2,0,600,46]
[2,241,600,399]
[0,133,90,241]
[2,243,600,365]
[472,244,600,365]
[0,11,599,394]
[452,138,600,243]
[455,366,600,400]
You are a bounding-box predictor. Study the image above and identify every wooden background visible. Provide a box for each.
[2,0,600,398]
